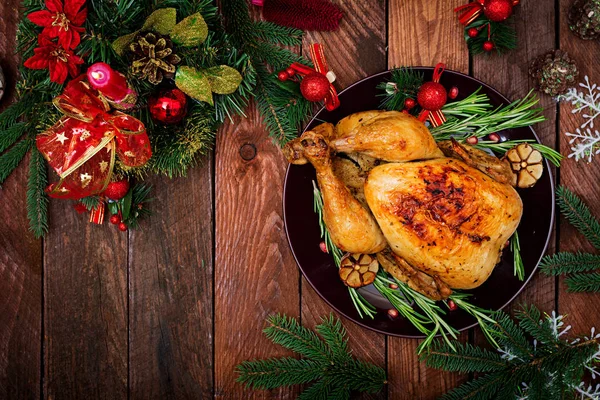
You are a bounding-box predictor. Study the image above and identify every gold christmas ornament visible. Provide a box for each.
[339,253,379,288]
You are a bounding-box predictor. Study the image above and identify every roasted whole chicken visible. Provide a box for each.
[284,111,525,300]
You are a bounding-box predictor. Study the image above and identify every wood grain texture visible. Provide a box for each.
[388,0,469,73]
[129,163,214,399]
[558,0,600,334]
[302,2,388,399]
[387,1,469,398]
[214,107,300,399]
[44,211,127,399]
[0,0,42,398]
[472,0,557,315]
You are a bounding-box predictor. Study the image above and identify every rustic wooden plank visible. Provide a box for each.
[472,0,557,316]
[214,107,300,399]
[128,161,214,399]
[44,213,128,399]
[558,0,600,334]
[387,0,469,398]
[301,2,388,399]
[0,1,41,398]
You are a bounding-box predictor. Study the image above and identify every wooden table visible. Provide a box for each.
[1,0,599,398]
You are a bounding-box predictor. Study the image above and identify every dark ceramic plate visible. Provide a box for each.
[283,68,555,337]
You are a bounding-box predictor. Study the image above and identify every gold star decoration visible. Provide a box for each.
[80,172,92,188]
[99,160,108,172]
[56,132,68,145]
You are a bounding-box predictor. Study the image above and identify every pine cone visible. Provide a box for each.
[569,0,600,40]
[130,32,182,85]
[529,50,579,97]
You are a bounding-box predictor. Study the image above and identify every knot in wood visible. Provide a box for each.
[239,143,257,161]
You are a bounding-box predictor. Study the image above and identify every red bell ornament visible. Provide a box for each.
[148,88,188,124]
[300,72,330,102]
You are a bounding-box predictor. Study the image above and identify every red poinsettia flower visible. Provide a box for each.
[24,34,84,84]
[27,0,87,50]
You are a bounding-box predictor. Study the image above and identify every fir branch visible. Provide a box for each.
[565,273,600,293]
[556,185,600,250]
[26,147,48,238]
[264,314,332,364]
[0,139,32,185]
[465,18,517,55]
[377,67,424,111]
[79,196,102,211]
[236,357,323,389]
[426,305,600,400]
[0,123,27,153]
[123,183,152,229]
[422,341,506,374]
[236,314,386,397]
[540,252,600,275]
[252,21,303,47]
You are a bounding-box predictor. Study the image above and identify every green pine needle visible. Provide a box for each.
[252,21,303,47]
[465,18,517,55]
[556,186,600,250]
[425,305,600,400]
[539,252,600,275]
[377,67,424,111]
[0,123,27,153]
[26,147,48,238]
[236,314,387,397]
[0,139,32,185]
[565,273,600,293]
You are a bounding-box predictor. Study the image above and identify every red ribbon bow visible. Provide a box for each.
[37,75,151,200]
[288,43,340,111]
[454,0,520,25]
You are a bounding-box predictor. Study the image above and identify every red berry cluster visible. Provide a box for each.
[109,213,128,232]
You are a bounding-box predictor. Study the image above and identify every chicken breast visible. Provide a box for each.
[364,158,523,289]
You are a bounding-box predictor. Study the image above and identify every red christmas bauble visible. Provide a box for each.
[483,0,513,22]
[417,82,447,111]
[300,73,330,102]
[103,180,130,200]
[118,222,128,232]
[109,214,121,225]
[483,40,495,52]
[277,70,289,81]
[285,67,295,77]
[148,88,188,124]
[467,27,479,38]
[404,98,416,110]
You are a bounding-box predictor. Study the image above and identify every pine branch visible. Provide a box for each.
[540,252,600,275]
[264,314,332,364]
[492,311,534,360]
[565,273,600,293]
[0,139,32,185]
[465,18,517,55]
[377,67,424,111]
[252,21,303,47]
[236,357,324,389]
[515,305,560,347]
[0,123,27,153]
[236,314,386,397]
[422,341,506,374]
[26,147,48,238]
[440,371,507,400]
[556,185,600,250]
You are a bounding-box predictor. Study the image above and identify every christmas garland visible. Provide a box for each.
[1,0,324,236]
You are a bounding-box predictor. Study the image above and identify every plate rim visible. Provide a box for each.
[283,67,556,338]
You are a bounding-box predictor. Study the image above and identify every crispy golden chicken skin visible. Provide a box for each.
[364,158,523,289]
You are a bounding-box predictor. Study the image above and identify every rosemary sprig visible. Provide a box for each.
[313,181,376,319]
[441,87,491,117]
[511,231,525,281]
[474,139,563,168]
[431,90,545,141]
[447,292,499,348]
